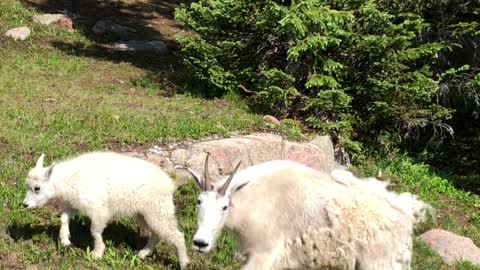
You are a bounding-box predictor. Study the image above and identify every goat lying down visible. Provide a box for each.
[22,152,189,270]
[188,154,430,270]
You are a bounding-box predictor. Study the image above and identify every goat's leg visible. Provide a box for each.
[143,205,190,270]
[134,214,158,259]
[137,234,160,259]
[90,215,108,259]
[59,208,74,247]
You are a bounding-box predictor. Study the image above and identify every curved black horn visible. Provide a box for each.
[203,152,211,191]
[218,161,242,196]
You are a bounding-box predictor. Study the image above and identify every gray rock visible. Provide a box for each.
[32,14,73,31]
[168,143,178,150]
[113,40,168,54]
[123,151,145,159]
[307,135,335,171]
[144,153,164,166]
[419,229,480,266]
[262,115,281,125]
[284,141,334,173]
[184,133,335,182]
[171,149,189,165]
[5,27,30,41]
[92,19,136,37]
[50,17,73,31]
[149,145,163,155]
[33,14,68,25]
[122,132,335,188]
[160,159,175,174]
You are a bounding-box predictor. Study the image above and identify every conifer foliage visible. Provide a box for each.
[175,0,455,153]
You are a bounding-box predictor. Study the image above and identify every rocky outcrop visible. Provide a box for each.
[125,132,336,186]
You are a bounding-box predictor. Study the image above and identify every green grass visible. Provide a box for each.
[1,0,480,269]
[0,0,259,268]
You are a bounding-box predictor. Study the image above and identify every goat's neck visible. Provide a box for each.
[225,202,249,237]
[50,166,80,202]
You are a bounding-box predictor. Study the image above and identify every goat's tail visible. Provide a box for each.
[380,188,434,225]
[330,168,434,225]
[404,194,435,225]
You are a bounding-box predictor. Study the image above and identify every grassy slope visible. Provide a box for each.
[0,0,257,269]
[0,0,479,269]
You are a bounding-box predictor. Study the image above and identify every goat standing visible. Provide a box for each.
[22,151,189,269]
[188,154,430,270]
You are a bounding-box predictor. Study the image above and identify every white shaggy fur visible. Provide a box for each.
[22,151,189,269]
[189,159,430,270]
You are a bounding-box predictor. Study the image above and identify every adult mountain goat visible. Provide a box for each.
[22,151,189,270]
[188,154,430,270]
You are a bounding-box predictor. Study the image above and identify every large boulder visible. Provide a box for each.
[125,132,336,186]
[32,14,73,31]
[419,229,480,266]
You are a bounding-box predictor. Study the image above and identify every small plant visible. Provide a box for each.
[269,118,306,140]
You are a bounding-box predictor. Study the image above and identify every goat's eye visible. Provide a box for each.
[34,186,40,192]
[197,199,201,205]
[222,206,228,211]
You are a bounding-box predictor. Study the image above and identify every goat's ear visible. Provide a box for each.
[45,163,55,180]
[233,181,249,193]
[187,168,203,190]
[35,153,45,168]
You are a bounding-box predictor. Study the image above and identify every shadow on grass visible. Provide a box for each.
[19,0,216,98]
[419,116,480,195]
[7,216,147,252]
[48,40,212,98]
[20,0,193,43]
[6,216,195,269]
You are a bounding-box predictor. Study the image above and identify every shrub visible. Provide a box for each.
[376,0,480,118]
[175,0,452,157]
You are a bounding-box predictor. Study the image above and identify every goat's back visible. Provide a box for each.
[226,164,427,269]
[56,151,172,186]
[50,151,174,216]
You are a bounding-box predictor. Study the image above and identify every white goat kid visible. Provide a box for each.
[188,154,430,270]
[22,151,189,269]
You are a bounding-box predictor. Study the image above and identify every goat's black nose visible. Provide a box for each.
[193,240,209,248]
[22,203,28,208]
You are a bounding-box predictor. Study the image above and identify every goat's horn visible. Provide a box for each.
[203,152,211,191]
[218,161,241,196]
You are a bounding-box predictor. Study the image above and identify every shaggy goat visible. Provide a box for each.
[188,154,430,270]
[22,151,189,269]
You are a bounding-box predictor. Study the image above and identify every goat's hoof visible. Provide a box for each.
[137,249,152,259]
[60,240,72,248]
[92,249,105,259]
[92,253,103,259]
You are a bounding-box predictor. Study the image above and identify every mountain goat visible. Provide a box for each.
[188,154,430,270]
[22,151,189,270]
